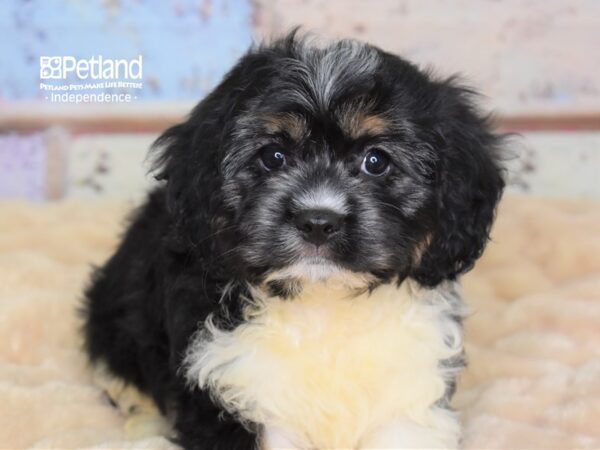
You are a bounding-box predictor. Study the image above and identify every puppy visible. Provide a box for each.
[83,33,505,450]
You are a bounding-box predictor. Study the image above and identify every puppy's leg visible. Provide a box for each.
[93,363,172,439]
[360,410,460,450]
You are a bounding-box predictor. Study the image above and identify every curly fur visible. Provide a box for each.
[83,32,505,449]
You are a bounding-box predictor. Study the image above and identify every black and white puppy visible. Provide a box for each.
[83,33,505,450]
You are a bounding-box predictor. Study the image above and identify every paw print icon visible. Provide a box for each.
[40,57,63,79]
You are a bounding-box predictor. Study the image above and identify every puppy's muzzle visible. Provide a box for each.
[294,209,344,246]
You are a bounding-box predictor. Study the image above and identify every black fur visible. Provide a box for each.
[83,33,504,450]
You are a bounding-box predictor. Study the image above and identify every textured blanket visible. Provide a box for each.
[1,195,599,449]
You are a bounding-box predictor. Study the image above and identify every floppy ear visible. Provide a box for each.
[412,82,505,287]
[151,52,271,255]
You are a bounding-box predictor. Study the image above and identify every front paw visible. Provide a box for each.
[125,412,173,440]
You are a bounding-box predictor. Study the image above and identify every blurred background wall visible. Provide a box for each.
[1,0,599,202]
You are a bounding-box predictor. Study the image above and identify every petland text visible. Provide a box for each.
[40,56,143,80]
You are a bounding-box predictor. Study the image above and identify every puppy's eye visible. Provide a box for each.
[260,147,286,171]
[361,149,390,176]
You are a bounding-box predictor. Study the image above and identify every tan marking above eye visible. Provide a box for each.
[336,102,389,139]
[344,113,389,139]
[359,115,388,137]
[263,113,307,141]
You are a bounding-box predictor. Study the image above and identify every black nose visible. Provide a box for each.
[294,209,344,246]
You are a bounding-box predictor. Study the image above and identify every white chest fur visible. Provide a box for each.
[184,280,464,449]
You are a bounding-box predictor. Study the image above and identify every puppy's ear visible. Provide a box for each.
[412,81,505,287]
[151,53,270,253]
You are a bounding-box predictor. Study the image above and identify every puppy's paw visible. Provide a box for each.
[124,412,173,440]
[93,363,156,416]
[92,363,174,440]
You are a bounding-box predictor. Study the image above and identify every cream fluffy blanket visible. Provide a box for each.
[1,196,599,449]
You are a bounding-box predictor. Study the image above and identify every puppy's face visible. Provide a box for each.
[155,36,505,289]
[220,60,435,284]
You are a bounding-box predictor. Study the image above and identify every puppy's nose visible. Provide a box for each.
[294,209,344,246]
